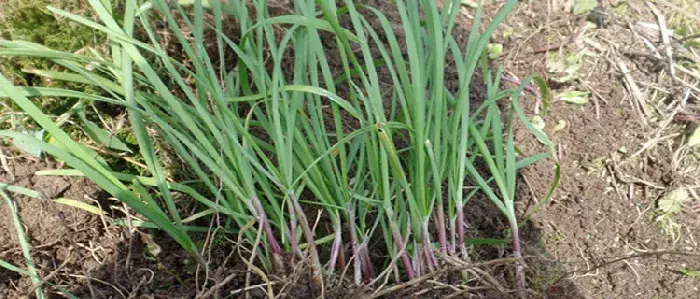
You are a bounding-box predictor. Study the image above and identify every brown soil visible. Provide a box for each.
[499,0,700,298]
[0,159,276,298]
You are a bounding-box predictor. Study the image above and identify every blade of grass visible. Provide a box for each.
[0,188,44,299]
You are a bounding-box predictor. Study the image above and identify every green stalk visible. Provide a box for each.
[1,0,561,289]
[0,189,44,299]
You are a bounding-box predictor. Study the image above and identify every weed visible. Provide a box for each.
[0,0,559,293]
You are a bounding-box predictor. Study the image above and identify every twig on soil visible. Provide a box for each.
[520,173,538,217]
[470,266,508,292]
[25,249,73,297]
[629,184,635,202]
[622,88,692,169]
[0,146,11,179]
[674,64,700,87]
[573,241,596,279]
[552,249,700,285]
[368,247,403,288]
[84,144,149,171]
[608,157,666,189]
[628,22,664,60]
[229,282,279,296]
[423,279,504,298]
[623,260,641,285]
[414,281,443,297]
[581,82,605,119]
[246,219,272,299]
[426,279,461,292]
[66,273,127,299]
[674,113,700,121]
[616,59,649,126]
[367,257,523,299]
[368,224,412,290]
[197,206,225,294]
[606,163,626,201]
[626,133,682,162]
[444,286,499,299]
[677,33,700,44]
[646,2,675,77]
[436,250,506,292]
[654,0,700,22]
[196,272,238,299]
[86,196,112,239]
[619,49,661,59]
[128,272,153,298]
[338,245,359,287]
[121,203,135,274]
[618,49,700,94]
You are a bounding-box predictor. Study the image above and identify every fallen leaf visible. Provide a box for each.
[532,115,545,131]
[546,51,585,83]
[461,0,478,8]
[559,90,589,105]
[140,233,162,257]
[553,120,567,132]
[681,269,700,277]
[487,43,503,59]
[573,0,597,15]
[531,115,548,144]
[658,188,689,215]
[688,127,700,147]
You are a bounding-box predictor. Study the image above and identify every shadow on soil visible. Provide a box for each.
[0,160,584,298]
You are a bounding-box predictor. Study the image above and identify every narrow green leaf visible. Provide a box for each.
[13,130,44,158]
[0,183,41,198]
[0,189,44,298]
[54,198,104,216]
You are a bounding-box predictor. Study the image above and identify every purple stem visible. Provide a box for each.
[290,195,323,286]
[423,247,435,272]
[360,245,371,283]
[348,206,362,285]
[338,243,347,271]
[448,217,456,255]
[413,252,423,277]
[386,211,416,279]
[328,239,340,272]
[501,73,542,114]
[422,226,439,269]
[435,191,448,254]
[396,236,416,279]
[510,219,526,295]
[352,242,362,285]
[363,248,375,280]
[328,219,342,272]
[457,206,468,258]
[249,198,283,270]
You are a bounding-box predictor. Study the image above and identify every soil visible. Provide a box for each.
[499,1,700,298]
[2,0,700,298]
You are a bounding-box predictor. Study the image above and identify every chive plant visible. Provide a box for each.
[0,0,559,292]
